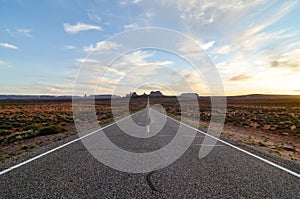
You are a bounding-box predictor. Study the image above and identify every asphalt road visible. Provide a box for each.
[0,108,299,198]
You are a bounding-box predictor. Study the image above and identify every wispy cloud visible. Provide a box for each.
[5,28,32,37]
[17,28,32,37]
[74,50,175,95]
[32,82,75,95]
[87,10,102,23]
[201,41,215,50]
[132,0,142,3]
[177,38,211,65]
[269,49,300,71]
[229,74,252,81]
[64,22,102,34]
[237,1,298,43]
[213,44,231,55]
[174,0,265,25]
[0,42,18,50]
[83,41,120,53]
[0,60,12,69]
[124,23,139,30]
[76,58,100,64]
[64,45,76,50]
[119,0,143,5]
[114,50,172,69]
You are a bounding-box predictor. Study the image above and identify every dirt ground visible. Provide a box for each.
[205,120,299,161]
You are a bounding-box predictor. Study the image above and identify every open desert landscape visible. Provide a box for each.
[1,1,299,198]
[0,95,299,163]
[152,95,300,161]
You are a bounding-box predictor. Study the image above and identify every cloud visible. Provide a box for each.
[132,0,142,3]
[76,58,100,64]
[83,41,121,53]
[64,45,76,50]
[82,50,175,94]
[64,22,102,34]
[119,0,143,5]
[119,0,127,5]
[0,60,12,69]
[17,29,32,37]
[229,74,252,81]
[5,28,32,37]
[132,0,143,3]
[111,50,170,69]
[143,9,154,18]
[236,29,296,55]
[173,0,265,25]
[214,44,231,54]
[177,39,210,66]
[201,41,215,50]
[0,42,18,50]
[269,49,300,71]
[215,52,257,79]
[33,82,75,95]
[87,11,102,23]
[124,23,139,30]
[237,1,297,43]
[78,61,125,77]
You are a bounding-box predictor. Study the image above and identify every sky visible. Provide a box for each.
[0,0,300,96]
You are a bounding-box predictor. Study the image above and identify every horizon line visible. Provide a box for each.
[1,93,300,97]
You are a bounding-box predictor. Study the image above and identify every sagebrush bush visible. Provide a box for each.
[39,125,66,135]
[0,130,38,145]
[0,124,66,146]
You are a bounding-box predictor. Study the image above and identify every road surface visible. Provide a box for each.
[0,108,299,198]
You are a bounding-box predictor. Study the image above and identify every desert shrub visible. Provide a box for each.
[24,123,42,131]
[258,142,267,147]
[0,124,66,146]
[0,130,38,146]
[11,122,22,128]
[39,125,66,136]
[31,123,43,131]
[0,130,11,136]
[0,124,12,130]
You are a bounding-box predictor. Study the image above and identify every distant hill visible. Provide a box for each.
[227,94,300,99]
[0,93,299,100]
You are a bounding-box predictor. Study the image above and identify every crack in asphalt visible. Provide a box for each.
[145,171,161,193]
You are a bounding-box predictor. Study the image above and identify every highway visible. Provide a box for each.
[0,108,299,198]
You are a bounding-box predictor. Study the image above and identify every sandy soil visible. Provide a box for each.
[181,117,300,162]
